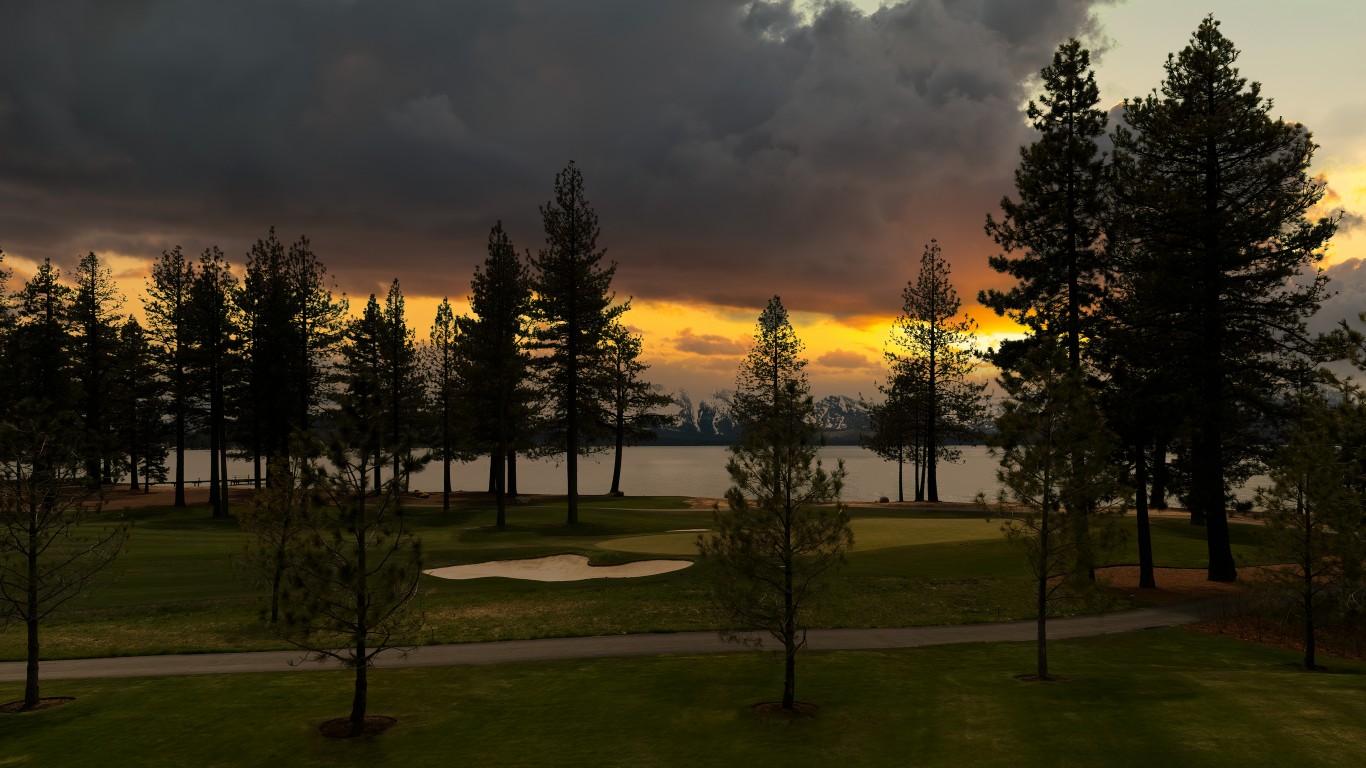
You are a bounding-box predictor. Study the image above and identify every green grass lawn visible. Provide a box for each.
[0,498,1271,660]
[2,629,1362,767]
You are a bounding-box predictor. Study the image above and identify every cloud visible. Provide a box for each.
[815,348,877,369]
[0,0,1104,312]
[673,327,749,356]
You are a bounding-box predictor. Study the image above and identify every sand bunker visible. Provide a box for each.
[423,554,692,582]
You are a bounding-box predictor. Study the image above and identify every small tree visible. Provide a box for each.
[1256,393,1366,670]
[276,418,425,735]
[237,454,313,625]
[860,355,926,502]
[889,241,986,501]
[989,346,1124,680]
[0,411,128,710]
[699,296,852,710]
[600,322,674,496]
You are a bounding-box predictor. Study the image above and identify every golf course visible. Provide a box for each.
[3,493,1362,767]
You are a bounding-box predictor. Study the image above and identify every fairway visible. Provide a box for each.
[597,516,1004,555]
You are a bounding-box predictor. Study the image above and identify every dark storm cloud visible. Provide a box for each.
[0,0,1102,309]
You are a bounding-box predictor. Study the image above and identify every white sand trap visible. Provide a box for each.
[424,554,692,582]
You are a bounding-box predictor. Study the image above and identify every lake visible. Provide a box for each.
[165,444,1267,504]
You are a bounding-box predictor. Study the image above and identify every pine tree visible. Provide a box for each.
[1110,17,1335,581]
[889,241,986,502]
[529,163,624,524]
[7,260,75,415]
[380,279,423,492]
[1256,392,1366,670]
[70,252,124,487]
[189,247,238,518]
[983,38,1108,373]
[601,321,674,496]
[460,221,536,527]
[144,246,196,506]
[427,298,461,512]
[860,354,926,503]
[700,295,851,711]
[111,317,169,492]
[990,343,1125,680]
[342,295,387,491]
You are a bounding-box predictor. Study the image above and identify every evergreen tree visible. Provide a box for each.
[144,246,196,506]
[1256,392,1366,670]
[983,38,1108,373]
[379,279,423,492]
[889,241,986,502]
[1109,17,1335,581]
[111,317,169,492]
[700,295,851,711]
[601,321,674,496]
[528,163,624,524]
[275,403,424,736]
[427,298,461,512]
[238,229,293,483]
[342,294,386,490]
[189,247,239,518]
[285,236,347,437]
[70,252,124,487]
[460,222,537,526]
[989,343,1125,680]
[860,355,926,503]
[6,260,74,415]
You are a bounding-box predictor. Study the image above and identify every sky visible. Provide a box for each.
[1,0,1363,400]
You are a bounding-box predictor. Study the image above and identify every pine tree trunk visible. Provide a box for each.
[487,454,497,494]
[507,451,518,496]
[495,451,507,529]
[1037,502,1049,681]
[174,362,187,507]
[1135,443,1155,589]
[610,405,625,496]
[896,443,904,503]
[24,535,40,709]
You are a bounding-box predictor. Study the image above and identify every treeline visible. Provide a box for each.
[0,162,671,523]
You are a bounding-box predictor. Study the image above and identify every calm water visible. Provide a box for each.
[168,445,1006,503]
[167,444,1266,504]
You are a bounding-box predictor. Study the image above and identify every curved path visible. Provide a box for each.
[0,599,1227,683]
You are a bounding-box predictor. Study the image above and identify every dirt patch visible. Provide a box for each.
[752,701,819,717]
[0,697,75,713]
[1095,566,1247,606]
[318,715,397,738]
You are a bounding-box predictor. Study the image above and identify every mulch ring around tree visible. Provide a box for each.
[751,701,819,717]
[318,715,398,738]
[0,697,75,713]
[1013,674,1069,683]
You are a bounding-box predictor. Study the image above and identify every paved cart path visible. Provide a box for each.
[0,600,1225,682]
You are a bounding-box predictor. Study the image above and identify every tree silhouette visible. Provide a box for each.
[1110,17,1335,581]
[700,296,851,710]
[275,407,424,735]
[189,247,238,518]
[144,246,196,506]
[889,241,985,502]
[71,252,123,488]
[601,322,674,496]
[529,162,624,525]
[983,38,1108,373]
[460,222,536,526]
[0,412,128,710]
[989,343,1124,680]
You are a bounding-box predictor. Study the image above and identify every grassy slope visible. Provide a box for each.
[0,498,1269,660]
[1,629,1362,767]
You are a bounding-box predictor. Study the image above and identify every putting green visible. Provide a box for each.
[597,517,1004,556]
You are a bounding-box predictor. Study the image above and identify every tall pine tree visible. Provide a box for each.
[1109,17,1335,581]
[529,163,624,525]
